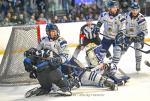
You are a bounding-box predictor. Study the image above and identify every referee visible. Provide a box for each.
[73,16,101,58]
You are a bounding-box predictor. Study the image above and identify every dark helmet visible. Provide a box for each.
[130,2,140,9]
[46,23,60,35]
[46,23,59,32]
[107,0,119,9]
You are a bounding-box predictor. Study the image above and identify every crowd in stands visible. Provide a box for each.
[0,0,147,26]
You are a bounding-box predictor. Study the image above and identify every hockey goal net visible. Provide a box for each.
[0,25,41,85]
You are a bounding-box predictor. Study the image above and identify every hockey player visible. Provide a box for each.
[93,0,126,68]
[23,23,72,96]
[113,2,148,71]
[73,16,102,59]
[72,59,130,90]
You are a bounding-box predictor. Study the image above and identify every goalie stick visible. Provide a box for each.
[98,33,150,54]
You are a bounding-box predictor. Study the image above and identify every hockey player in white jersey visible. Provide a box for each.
[23,23,72,97]
[113,2,148,71]
[93,0,126,69]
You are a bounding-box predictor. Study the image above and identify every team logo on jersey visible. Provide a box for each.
[129,28,134,32]
[108,28,112,32]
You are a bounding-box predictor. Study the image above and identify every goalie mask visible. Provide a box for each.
[46,23,60,40]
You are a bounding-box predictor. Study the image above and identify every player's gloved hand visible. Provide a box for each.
[29,71,37,79]
[43,49,51,58]
[135,32,145,42]
[134,32,145,48]
[24,48,37,57]
[115,32,124,47]
[49,57,62,67]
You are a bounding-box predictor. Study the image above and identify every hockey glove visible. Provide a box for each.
[24,48,37,57]
[135,32,145,42]
[115,32,124,48]
[135,32,145,48]
[49,57,62,67]
[29,71,37,79]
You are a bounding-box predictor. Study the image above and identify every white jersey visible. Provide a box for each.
[37,36,71,63]
[125,12,148,37]
[98,12,126,39]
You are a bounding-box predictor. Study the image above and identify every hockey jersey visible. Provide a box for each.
[125,12,148,37]
[97,12,126,39]
[79,24,97,45]
[37,36,71,63]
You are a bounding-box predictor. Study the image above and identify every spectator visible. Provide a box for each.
[11,14,18,25]
[28,15,36,25]
[61,15,68,23]
[75,16,80,22]
[52,15,60,23]
[18,13,26,25]
[68,14,74,22]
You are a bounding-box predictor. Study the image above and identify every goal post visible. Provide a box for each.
[0,25,41,85]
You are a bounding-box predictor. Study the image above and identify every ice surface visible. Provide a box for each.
[0,45,150,101]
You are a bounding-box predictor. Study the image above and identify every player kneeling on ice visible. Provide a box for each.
[23,23,74,97]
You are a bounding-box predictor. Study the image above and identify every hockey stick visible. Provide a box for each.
[144,42,150,47]
[144,60,150,67]
[98,33,150,54]
[129,45,150,54]
[31,54,87,71]
[118,68,128,76]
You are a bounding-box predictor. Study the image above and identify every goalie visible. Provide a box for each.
[23,23,73,96]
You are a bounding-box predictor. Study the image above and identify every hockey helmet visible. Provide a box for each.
[46,23,60,36]
[107,0,119,9]
[130,2,140,9]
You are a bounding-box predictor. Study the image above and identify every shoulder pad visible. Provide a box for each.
[101,12,107,17]
[137,13,146,24]
[58,37,67,47]
[58,37,67,43]
[40,36,48,42]
[138,13,145,19]
[81,24,87,30]
[41,36,47,40]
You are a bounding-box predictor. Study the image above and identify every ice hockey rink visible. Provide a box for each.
[0,45,150,101]
[0,21,150,101]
